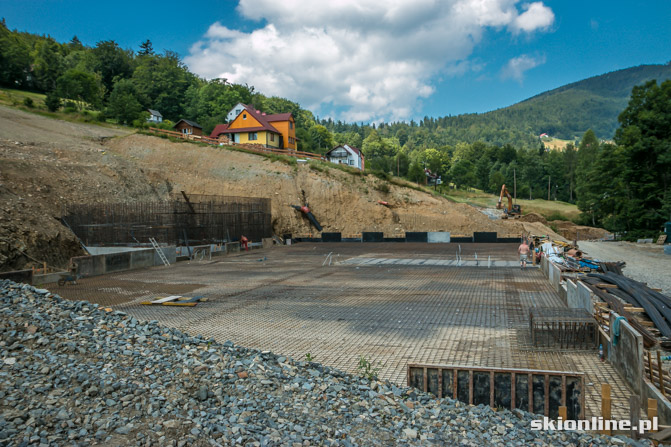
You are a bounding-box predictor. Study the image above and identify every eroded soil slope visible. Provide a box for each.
[1,105,567,271]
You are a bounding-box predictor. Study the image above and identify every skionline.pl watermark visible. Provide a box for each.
[531,417,659,434]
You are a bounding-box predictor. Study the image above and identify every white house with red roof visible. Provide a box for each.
[325,145,365,171]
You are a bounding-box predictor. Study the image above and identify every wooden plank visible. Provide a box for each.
[151,295,182,304]
[544,374,550,417]
[658,351,666,397]
[597,283,619,289]
[601,383,612,435]
[490,371,495,408]
[558,406,567,421]
[649,398,658,435]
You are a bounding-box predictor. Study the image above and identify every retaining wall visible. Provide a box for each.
[0,269,33,284]
[72,246,176,278]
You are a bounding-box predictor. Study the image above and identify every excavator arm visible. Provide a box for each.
[496,184,521,217]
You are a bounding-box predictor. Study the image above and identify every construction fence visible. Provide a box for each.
[62,194,272,246]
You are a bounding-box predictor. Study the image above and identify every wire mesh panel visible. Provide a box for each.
[62,195,272,245]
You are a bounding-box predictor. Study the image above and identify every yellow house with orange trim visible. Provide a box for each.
[210,105,297,150]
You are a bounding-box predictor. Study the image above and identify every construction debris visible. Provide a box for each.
[141,295,207,307]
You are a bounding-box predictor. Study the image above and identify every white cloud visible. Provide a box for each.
[511,2,555,33]
[501,54,546,82]
[185,0,555,121]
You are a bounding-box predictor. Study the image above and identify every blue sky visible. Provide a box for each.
[2,0,670,122]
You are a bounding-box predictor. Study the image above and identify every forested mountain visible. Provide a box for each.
[319,64,671,150]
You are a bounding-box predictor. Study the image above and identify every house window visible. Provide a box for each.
[243,113,247,120]
[249,132,257,141]
[236,109,241,115]
[349,160,354,165]
[182,128,191,135]
[289,122,293,129]
[270,133,275,142]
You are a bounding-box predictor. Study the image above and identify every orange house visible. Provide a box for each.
[210,105,297,150]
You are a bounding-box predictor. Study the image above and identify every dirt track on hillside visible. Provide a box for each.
[1,105,598,271]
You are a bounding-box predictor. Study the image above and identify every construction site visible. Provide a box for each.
[2,105,671,443]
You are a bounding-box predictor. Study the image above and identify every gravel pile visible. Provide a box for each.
[0,280,649,446]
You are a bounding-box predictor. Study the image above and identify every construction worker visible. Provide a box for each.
[240,235,249,251]
[517,240,530,269]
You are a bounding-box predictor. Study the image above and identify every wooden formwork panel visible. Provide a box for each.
[408,363,585,419]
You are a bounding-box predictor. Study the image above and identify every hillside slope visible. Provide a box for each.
[0,106,578,272]
[413,64,671,148]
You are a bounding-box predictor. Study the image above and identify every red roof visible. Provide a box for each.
[209,124,229,138]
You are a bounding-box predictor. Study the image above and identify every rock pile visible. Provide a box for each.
[0,280,648,446]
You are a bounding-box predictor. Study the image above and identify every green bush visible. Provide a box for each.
[545,211,570,222]
[45,91,61,112]
[375,182,390,193]
[23,97,34,108]
[357,356,380,380]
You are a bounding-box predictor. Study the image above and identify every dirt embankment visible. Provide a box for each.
[518,213,611,241]
[1,105,585,271]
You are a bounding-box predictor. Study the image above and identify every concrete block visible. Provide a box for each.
[427,232,451,243]
[362,232,384,242]
[262,238,274,248]
[321,233,342,242]
[406,232,428,243]
[473,232,497,243]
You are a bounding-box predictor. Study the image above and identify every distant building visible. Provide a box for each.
[147,109,163,123]
[173,119,203,137]
[325,145,365,171]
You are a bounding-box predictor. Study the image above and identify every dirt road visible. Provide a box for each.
[578,241,671,295]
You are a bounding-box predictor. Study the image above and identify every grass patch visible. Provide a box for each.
[0,88,117,128]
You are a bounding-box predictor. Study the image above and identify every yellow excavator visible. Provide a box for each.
[497,184,521,219]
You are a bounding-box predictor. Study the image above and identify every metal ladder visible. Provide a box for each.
[149,238,170,266]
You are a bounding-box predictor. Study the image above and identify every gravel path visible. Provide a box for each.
[0,280,648,446]
[577,241,671,296]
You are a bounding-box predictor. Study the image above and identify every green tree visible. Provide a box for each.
[107,79,143,124]
[89,40,134,96]
[56,69,100,110]
[614,80,671,236]
[575,129,602,225]
[45,90,61,112]
[450,159,476,189]
[138,39,154,56]
[407,161,425,183]
[309,125,334,153]
[32,38,63,91]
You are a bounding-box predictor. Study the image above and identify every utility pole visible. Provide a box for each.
[513,169,517,202]
[548,176,551,201]
[397,155,399,177]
